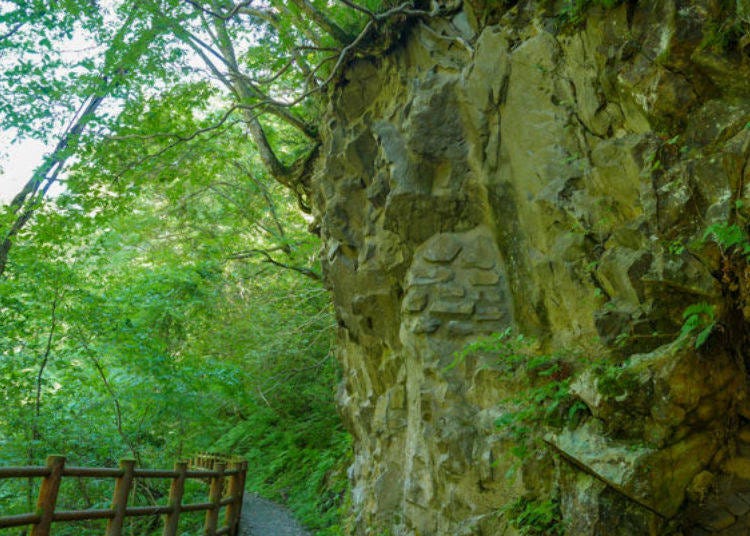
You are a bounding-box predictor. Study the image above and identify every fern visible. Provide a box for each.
[680,302,716,348]
[703,222,750,257]
[501,497,564,536]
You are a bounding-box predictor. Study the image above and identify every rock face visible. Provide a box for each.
[309,1,750,534]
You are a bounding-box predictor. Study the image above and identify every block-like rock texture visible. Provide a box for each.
[308,1,750,533]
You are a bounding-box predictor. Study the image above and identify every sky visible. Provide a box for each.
[0,134,47,204]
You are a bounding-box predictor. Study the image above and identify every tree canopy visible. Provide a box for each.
[0,0,445,274]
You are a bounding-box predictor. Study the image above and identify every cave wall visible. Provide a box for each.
[309,1,750,533]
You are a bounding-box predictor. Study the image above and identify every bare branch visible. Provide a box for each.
[337,0,375,19]
[0,21,25,41]
[228,248,321,280]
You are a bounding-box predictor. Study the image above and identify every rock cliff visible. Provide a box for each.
[309,1,750,533]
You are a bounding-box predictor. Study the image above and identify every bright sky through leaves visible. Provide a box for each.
[0,136,47,203]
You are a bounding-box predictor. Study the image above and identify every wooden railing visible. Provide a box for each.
[0,454,247,536]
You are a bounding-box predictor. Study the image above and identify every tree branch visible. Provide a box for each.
[111,108,241,180]
[232,162,290,252]
[184,0,256,22]
[29,285,62,471]
[210,17,297,177]
[286,0,352,44]
[0,21,25,42]
[167,15,318,138]
[73,328,143,464]
[0,91,101,277]
[336,0,375,19]
[109,104,240,142]
[151,0,442,216]
[237,6,280,26]
[228,248,321,280]
[0,13,159,277]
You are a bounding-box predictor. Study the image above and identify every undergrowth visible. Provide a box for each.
[213,405,351,534]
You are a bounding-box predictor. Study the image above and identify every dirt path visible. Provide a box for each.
[239,493,310,536]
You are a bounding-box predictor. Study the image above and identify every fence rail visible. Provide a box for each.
[0,453,247,536]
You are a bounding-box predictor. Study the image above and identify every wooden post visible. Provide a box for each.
[106,458,136,536]
[224,461,247,536]
[203,461,225,536]
[30,455,65,536]
[162,461,188,536]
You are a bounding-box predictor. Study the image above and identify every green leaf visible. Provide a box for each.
[695,324,714,348]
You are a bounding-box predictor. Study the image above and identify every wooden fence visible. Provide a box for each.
[0,454,247,536]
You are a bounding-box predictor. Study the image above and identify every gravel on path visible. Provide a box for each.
[240,493,310,536]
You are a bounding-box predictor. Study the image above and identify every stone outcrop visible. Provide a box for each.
[309,1,750,533]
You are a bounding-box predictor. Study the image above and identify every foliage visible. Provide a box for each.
[700,5,750,52]
[495,377,586,442]
[592,359,639,398]
[0,0,652,532]
[703,222,750,258]
[216,411,351,532]
[454,330,587,461]
[679,302,716,349]
[555,0,622,25]
[501,496,564,536]
[2,0,435,276]
[445,327,529,372]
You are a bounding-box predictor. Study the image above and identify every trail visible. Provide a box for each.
[240,493,310,536]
